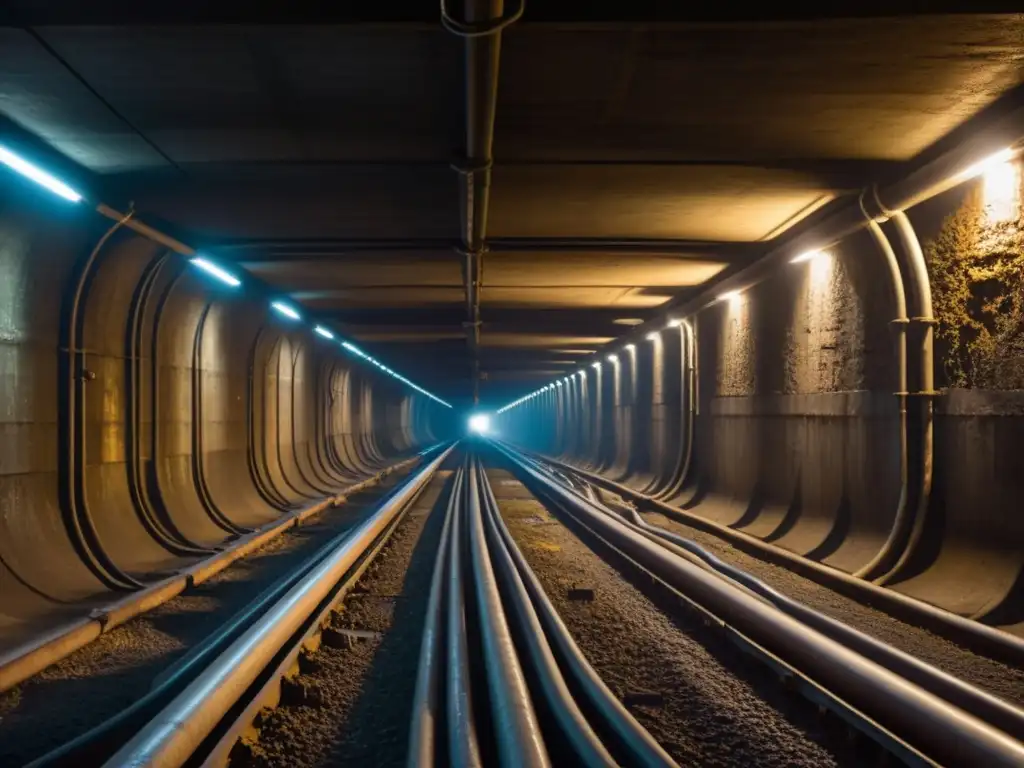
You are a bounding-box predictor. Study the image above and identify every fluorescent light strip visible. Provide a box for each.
[190,257,241,287]
[271,301,301,320]
[0,144,83,202]
[339,339,451,407]
[0,148,453,410]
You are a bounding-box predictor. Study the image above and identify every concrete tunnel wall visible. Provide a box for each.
[495,172,1024,631]
[0,177,449,652]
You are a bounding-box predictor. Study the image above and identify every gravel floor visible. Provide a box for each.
[489,467,869,768]
[0,470,412,767]
[632,503,1024,708]
[236,469,454,768]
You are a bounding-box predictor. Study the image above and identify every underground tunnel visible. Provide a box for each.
[0,3,1022,767]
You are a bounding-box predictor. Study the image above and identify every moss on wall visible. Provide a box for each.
[925,186,1024,389]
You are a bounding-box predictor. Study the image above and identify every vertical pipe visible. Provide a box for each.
[875,211,936,585]
[853,210,910,580]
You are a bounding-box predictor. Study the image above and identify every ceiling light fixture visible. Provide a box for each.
[790,249,826,264]
[271,301,301,320]
[190,257,241,287]
[0,144,83,202]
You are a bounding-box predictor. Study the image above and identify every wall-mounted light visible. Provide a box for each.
[790,249,827,264]
[962,147,1015,181]
[314,325,334,340]
[646,331,659,341]
[717,289,742,303]
[338,338,451,407]
[190,257,241,287]
[666,318,682,328]
[607,354,619,363]
[625,343,636,351]
[591,361,601,369]
[0,144,83,202]
[982,154,1019,224]
[271,301,301,320]
[342,341,367,358]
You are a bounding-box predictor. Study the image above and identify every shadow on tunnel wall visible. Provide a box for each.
[0,179,446,653]
[497,174,1024,632]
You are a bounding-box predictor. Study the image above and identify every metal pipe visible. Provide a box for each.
[95,203,194,256]
[445,0,515,404]
[477,461,676,767]
[562,473,1024,741]
[852,205,911,580]
[467,456,549,768]
[104,447,452,768]
[873,210,936,586]
[408,468,459,768]
[499,444,1024,767]
[656,109,1024,329]
[445,464,482,768]
[533,448,1024,664]
[475,461,616,766]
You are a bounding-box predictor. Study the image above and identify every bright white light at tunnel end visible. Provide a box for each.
[468,413,491,434]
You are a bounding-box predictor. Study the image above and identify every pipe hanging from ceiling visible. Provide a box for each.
[444,0,523,405]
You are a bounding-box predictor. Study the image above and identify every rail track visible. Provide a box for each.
[407,454,676,767]
[496,442,1024,767]
[17,446,453,768]
[8,442,1023,767]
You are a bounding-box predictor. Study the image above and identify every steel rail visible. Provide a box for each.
[585,484,1024,741]
[496,442,1024,768]
[476,462,678,767]
[100,445,454,768]
[0,452,427,697]
[28,456,423,767]
[407,465,461,768]
[534,463,1024,743]
[465,456,550,767]
[445,463,483,768]
[537,450,1024,665]
[408,454,678,767]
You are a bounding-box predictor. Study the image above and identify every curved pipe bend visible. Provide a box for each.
[497,444,1024,768]
[564,474,1024,741]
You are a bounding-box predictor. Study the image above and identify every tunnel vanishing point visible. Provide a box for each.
[0,2,1023,751]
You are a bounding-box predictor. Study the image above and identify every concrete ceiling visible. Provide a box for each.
[2,7,1023,407]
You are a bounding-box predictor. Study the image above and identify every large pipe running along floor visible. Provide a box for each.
[6,446,1021,767]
